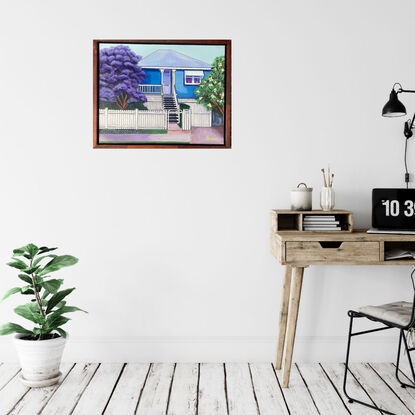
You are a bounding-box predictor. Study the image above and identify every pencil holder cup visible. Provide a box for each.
[290,183,313,211]
[320,187,335,211]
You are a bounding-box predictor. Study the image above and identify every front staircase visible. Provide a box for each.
[163,95,179,124]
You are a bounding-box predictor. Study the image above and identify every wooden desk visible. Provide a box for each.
[271,226,415,388]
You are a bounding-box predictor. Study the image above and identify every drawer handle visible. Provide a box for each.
[319,241,343,248]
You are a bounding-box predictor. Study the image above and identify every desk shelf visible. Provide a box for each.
[271,210,353,232]
[382,241,415,264]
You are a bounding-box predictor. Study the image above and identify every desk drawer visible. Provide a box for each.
[285,241,380,264]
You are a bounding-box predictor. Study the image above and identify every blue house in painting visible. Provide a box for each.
[139,49,211,98]
[138,50,213,125]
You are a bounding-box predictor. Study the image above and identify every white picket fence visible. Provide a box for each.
[99,109,168,130]
[192,111,211,127]
[99,108,211,130]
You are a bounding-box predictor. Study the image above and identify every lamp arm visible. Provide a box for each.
[398,88,415,94]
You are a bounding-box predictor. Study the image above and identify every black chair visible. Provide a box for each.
[343,275,415,415]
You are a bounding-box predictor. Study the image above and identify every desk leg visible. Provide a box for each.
[275,265,292,370]
[281,266,304,388]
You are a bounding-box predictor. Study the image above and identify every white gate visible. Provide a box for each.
[181,109,191,131]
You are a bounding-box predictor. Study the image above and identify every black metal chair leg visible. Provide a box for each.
[396,329,415,389]
[343,313,390,414]
[343,314,354,403]
[403,332,415,384]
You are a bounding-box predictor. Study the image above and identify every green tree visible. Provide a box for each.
[195,56,225,118]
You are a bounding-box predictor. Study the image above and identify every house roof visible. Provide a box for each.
[139,49,211,69]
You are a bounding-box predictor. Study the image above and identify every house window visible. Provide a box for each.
[184,71,204,85]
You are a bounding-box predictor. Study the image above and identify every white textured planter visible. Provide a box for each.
[14,334,66,387]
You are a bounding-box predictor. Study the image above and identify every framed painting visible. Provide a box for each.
[93,39,231,149]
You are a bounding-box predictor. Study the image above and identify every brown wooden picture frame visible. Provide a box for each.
[93,39,231,149]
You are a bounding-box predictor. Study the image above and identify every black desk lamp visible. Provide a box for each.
[382,83,415,187]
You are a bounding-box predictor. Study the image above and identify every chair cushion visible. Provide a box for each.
[357,301,413,327]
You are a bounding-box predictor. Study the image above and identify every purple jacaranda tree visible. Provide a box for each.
[99,45,147,110]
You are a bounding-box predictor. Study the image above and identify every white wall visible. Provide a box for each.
[0,0,414,362]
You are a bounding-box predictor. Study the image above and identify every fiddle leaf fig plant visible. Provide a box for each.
[0,244,86,340]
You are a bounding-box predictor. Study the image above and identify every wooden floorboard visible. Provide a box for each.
[297,363,349,414]
[41,363,99,415]
[250,363,289,414]
[72,363,124,415]
[0,364,21,391]
[0,371,29,415]
[8,363,74,415]
[225,363,259,415]
[0,362,413,414]
[349,362,412,414]
[135,363,175,415]
[104,363,150,415]
[321,363,377,414]
[275,364,318,414]
[167,363,198,415]
[370,363,415,414]
[198,363,228,415]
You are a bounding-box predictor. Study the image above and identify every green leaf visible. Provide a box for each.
[46,288,75,313]
[12,248,26,256]
[33,327,48,335]
[61,305,87,314]
[45,315,70,330]
[0,323,32,336]
[7,259,27,270]
[48,306,86,321]
[18,274,32,284]
[41,279,63,295]
[25,243,39,259]
[33,254,57,268]
[56,328,67,338]
[21,286,34,295]
[34,275,43,283]
[38,255,78,277]
[23,265,40,275]
[42,290,50,300]
[14,303,45,325]
[38,247,58,255]
[0,287,21,302]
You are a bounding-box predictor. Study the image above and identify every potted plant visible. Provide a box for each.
[0,243,86,387]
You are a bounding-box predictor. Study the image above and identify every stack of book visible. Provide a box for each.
[303,215,341,231]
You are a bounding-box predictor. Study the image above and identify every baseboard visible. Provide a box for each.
[0,335,399,363]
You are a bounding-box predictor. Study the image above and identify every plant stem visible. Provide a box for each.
[29,258,45,340]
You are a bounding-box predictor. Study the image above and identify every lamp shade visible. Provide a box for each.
[382,89,406,117]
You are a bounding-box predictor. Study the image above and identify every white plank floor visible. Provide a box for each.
[0,362,414,414]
